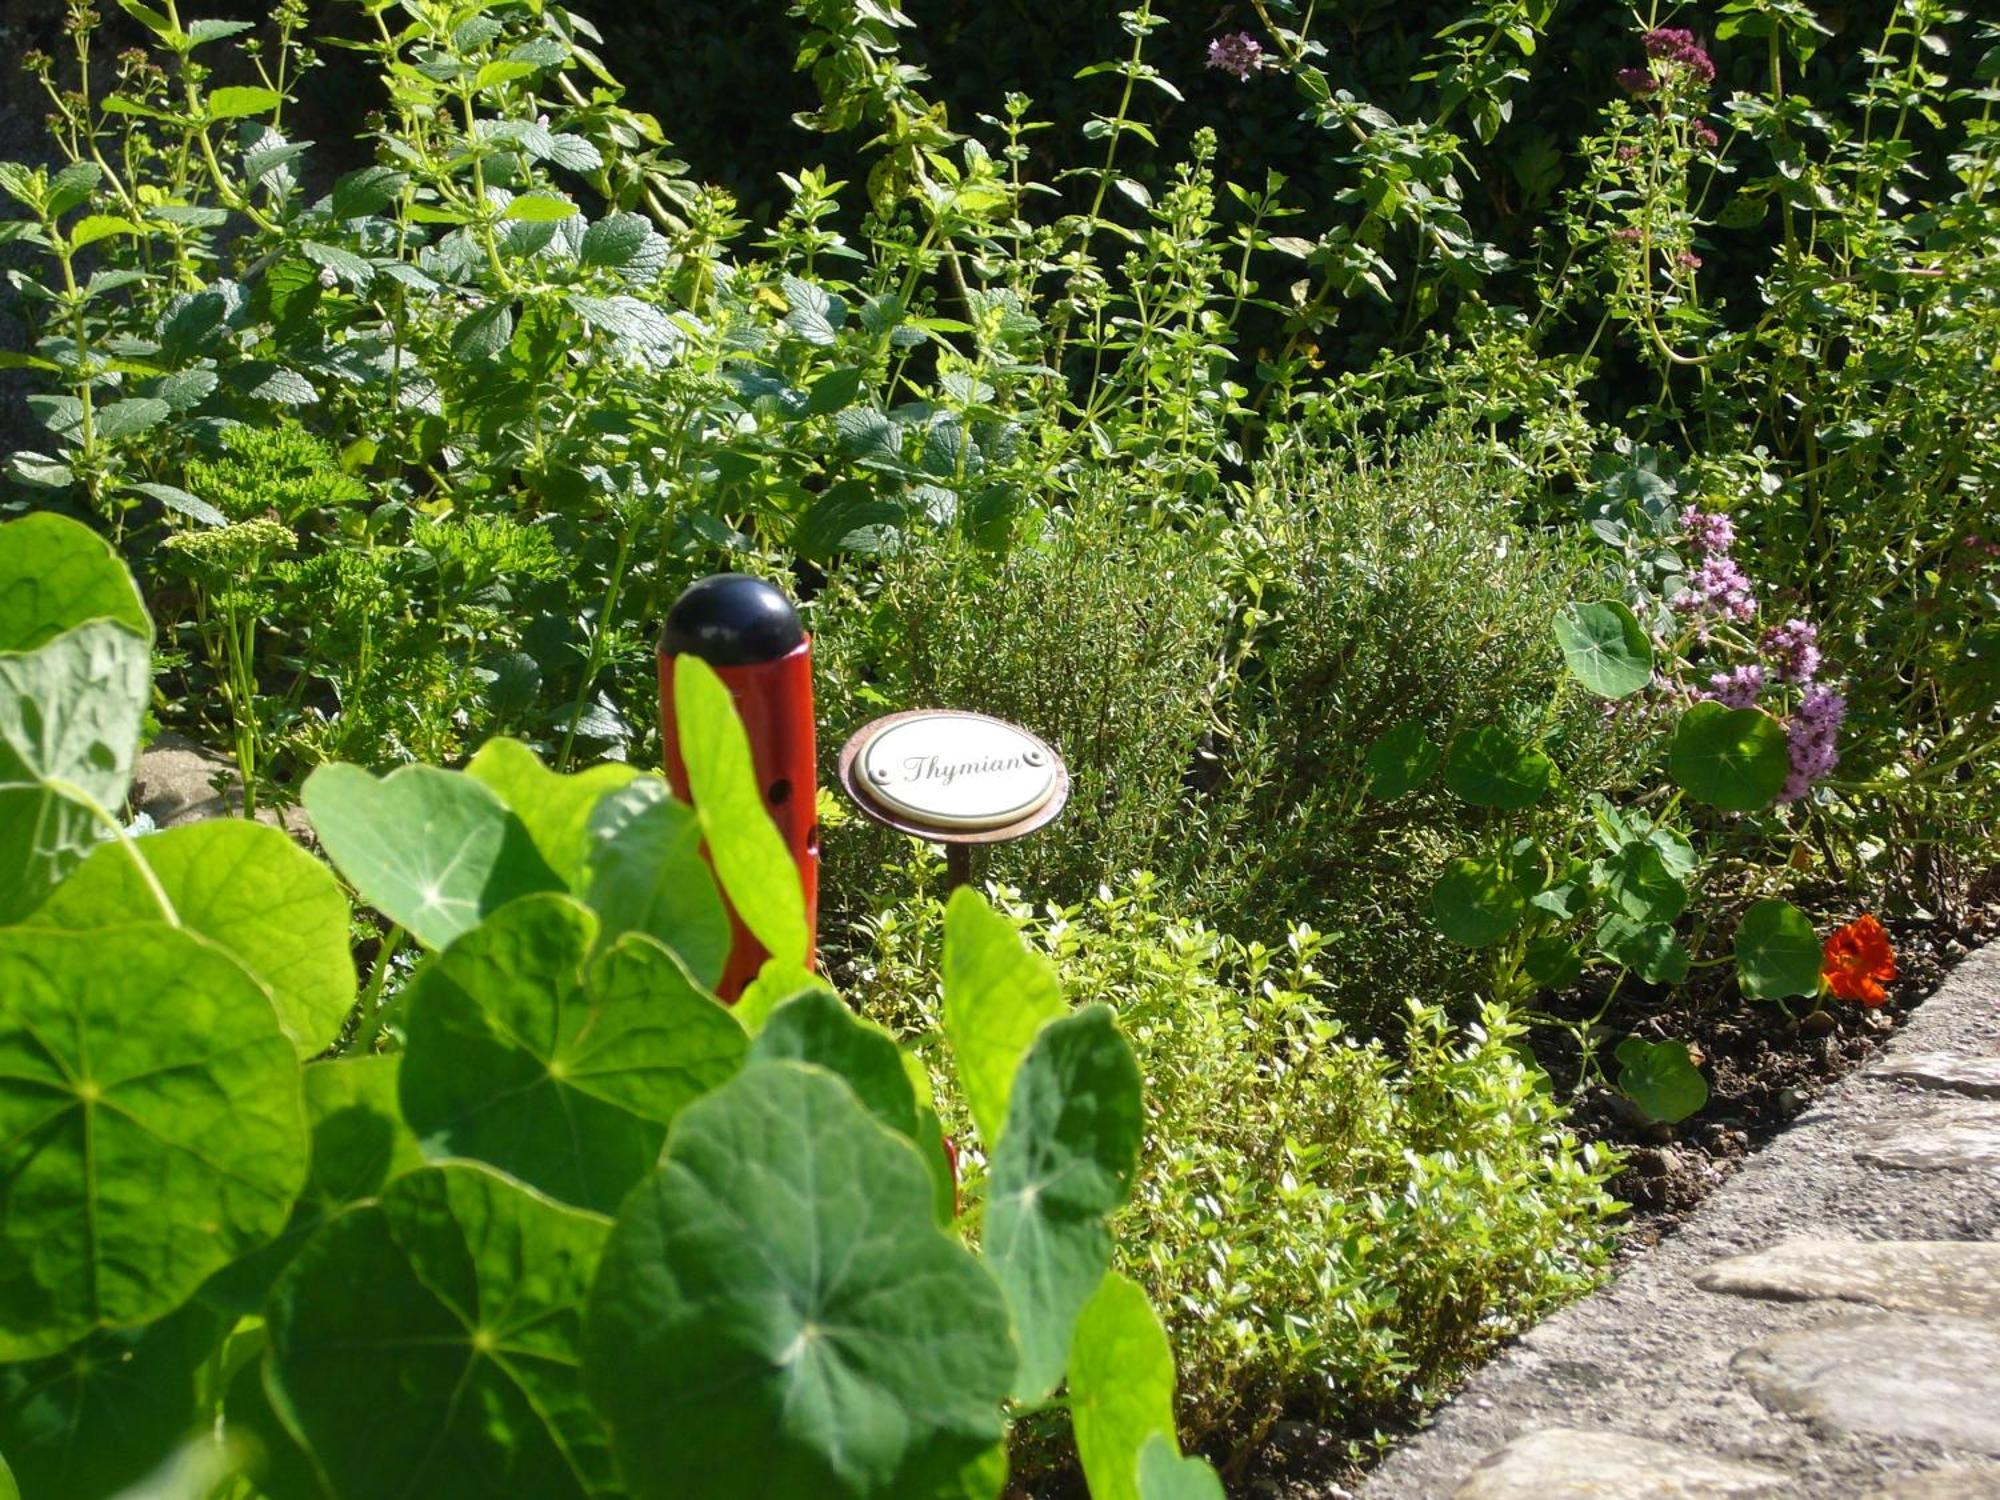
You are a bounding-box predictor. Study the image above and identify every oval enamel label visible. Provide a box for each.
[856,714,1060,831]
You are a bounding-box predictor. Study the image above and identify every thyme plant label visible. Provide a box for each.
[854,713,1061,832]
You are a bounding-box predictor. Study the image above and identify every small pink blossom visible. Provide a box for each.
[1207,32,1264,80]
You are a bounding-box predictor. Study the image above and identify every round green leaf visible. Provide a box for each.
[985,1005,1144,1401]
[0,1300,222,1500]
[400,893,746,1214]
[27,820,355,1056]
[1594,914,1691,985]
[583,777,731,989]
[672,656,809,970]
[0,513,149,653]
[751,989,920,1141]
[1442,726,1556,809]
[1554,600,1653,698]
[0,620,151,915]
[302,762,563,951]
[1597,840,1689,925]
[1614,1037,1708,1124]
[265,1162,614,1500]
[466,737,637,891]
[1069,1271,1177,1500]
[1138,1434,1225,1500]
[0,923,306,1361]
[1523,936,1585,991]
[200,1054,425,1317]
[1735,899,1822,1000]
[583,1061,1015,1500]
[1668,702,1790,812]
[1431,857,1527,947]
[1364,720,1440,801]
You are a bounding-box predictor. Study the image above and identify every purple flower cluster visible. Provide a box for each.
[1780,684,1846,802]
[1674,507,1756,621]
[1761,618,1822,684]
[1206,32,1263,80]
[1621,28,1716,96]
[1704,663,1766,709]
[1643,27,1716,82]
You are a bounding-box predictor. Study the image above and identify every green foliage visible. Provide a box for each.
[855,878,1620,1449]
[0,538,1221,1498]
[1555,601,1654,699]
[1669,703,1792,813]
[1612,1038,1709,1126]
[1734,899,1823,1001]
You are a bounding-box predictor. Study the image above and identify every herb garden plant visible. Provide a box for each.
[0,513,1225,1500]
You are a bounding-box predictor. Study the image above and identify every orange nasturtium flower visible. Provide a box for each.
[1821,914,1896,1006]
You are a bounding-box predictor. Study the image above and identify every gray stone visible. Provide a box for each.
[1864,1468,2000,1499]
[1451,1429,1789,1498]
[1697,1239,2000,1321]
[1733,1314,2000,1454]
[1874,1053,2000,1101]
[131,732,309,838]
[1855,1113,2000,1173]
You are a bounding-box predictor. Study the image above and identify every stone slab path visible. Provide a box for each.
[1357,940,2000,1499]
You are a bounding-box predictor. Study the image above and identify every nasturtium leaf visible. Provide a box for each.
[1669,702,1790,812]
[265,1163,615,1500]
[221,1355,319,1500]
[672,656,809,969]
[0,1450,12,1500]
[984,1005,1143,1401]
[302,762,562,951]
[1596,840,1689,925]
[466,736,637,890]
[0,512,149,652]
[1442,726,1556,809]
[0,1299,222,1500]
[1735,899,1822,1000]
[201,1053,425,1316]
[1523,935,1585,990]
[400,893,745,1213]
[0,924,306,1361]
[734,955,836,1035]
[0,620,150,915]
[1646,824,1698,879]
[1554,600,1654,698]
[1430,857,1526,947]
[582,777,730,988]
[942,886,1066,1149]
[1069,1272,1178,1500]
[583,1061,1016,1500]
[27,820,354,1056]
[1594,913,1690,985]
[1614,1036,1708,1124]
[751,989,920,1141]
[1137,1433,1225,1500]
[1364,720,1441,801]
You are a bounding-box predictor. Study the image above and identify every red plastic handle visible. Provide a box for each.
[659,637,820,1003]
